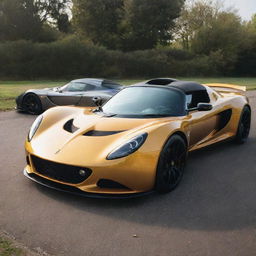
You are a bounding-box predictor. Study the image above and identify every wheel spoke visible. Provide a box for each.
[161,141,186,187]
[241,111,251,139]
[23,95,41,114]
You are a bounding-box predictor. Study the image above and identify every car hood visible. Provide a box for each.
[29,108,175,165]
[26,88,53,95]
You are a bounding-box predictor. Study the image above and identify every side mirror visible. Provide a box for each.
[92,96,103,107]
[197,103,213,111]
[54,87,62,93]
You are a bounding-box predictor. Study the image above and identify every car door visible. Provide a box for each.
[186,91,218,147]
[188,110,219,147]
[47,91,83,106]
[47,82,95,106]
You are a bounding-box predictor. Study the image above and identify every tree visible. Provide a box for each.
[121,0,185,51]
[193,12,244,74]
[73,0,185,51]
[73,0,124,49]
[174,0,246,74]
[0,0,71,42]
[174,0,221,50]
[235,14,256,76]
[191,12,243,55]
[0,0,43,41]
[35,0,72,33]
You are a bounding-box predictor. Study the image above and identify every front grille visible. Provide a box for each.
[97,179,130,190]
[31,155,92,184]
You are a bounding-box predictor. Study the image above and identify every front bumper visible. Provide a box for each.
[15,94,25,111]
[23,169,153,199]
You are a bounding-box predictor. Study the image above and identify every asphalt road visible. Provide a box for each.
[0,91,256,256]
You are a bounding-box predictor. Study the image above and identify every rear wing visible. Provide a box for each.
[205,83,246,94]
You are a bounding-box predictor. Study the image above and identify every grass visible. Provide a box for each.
[0,81,66,111]
[0,77,255,111]
[0,236,24,256]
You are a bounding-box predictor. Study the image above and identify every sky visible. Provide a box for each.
[223,0,255,20]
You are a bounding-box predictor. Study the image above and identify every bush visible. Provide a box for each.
[0,36,248,79]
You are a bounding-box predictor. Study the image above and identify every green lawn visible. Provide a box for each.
[0,77,255,111]
[0,236,24,256]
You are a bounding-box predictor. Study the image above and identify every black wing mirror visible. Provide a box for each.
[92,96,103,107]
[197,103,213,111]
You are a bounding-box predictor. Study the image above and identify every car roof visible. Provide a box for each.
[133,78,207,94]
[71,78,121,87]
[170,81,207,94]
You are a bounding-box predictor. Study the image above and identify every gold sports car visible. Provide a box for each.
[24,79,251,198]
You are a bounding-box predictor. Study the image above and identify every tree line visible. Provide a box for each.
[0,0,255,79]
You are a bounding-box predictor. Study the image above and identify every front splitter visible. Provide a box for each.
[23,169,154,199]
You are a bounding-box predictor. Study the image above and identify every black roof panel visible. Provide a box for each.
[170,81,207,94]
[131,78,207,94]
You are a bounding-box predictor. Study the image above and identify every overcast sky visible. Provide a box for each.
[223,0,255,20]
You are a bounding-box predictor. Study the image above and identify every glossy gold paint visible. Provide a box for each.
[24,84,249,195]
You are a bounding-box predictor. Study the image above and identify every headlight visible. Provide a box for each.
[107,133,148,160]
[28,115,43,142]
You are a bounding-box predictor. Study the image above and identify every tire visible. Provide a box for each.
[235,106,251,144]
[156,134,187,193]
[22,93,42,115]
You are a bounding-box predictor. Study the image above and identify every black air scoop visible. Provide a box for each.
[83,130,125,136]
[63,119,79,133]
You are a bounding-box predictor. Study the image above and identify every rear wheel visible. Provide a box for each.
[22,94,42,115]
[156,135,187,193]
[235,106,251,144]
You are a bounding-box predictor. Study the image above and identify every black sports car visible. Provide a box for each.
[16,78,123,114]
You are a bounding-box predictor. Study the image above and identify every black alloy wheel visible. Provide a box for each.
[235,106,251,144]
[22,94,42,115]
[156,135,187,193]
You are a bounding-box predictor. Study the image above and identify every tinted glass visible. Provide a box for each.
[102,82,121,89]
[61,82,95,92]
[102,87,185,117]
[187,91,210,109]
[186,94,193,109]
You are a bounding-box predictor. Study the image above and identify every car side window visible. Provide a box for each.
[187,91,210,109]
[186,95,192,109]
[66,82,95,92]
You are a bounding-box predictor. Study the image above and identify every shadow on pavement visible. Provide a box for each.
[34,137,256,231]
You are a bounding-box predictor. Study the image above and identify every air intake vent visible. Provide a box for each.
[146,78,177,85]
[217,109,232,131]
[84,130,125,136]
[31,155,92,184]
[97,179,130,190]
[63,119,79,133]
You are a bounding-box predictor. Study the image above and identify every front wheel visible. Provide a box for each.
[156,135,187,193]
[22,94,42,115]
[235,106,251,144]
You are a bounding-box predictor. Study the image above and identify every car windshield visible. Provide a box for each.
[102,87,186,117]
